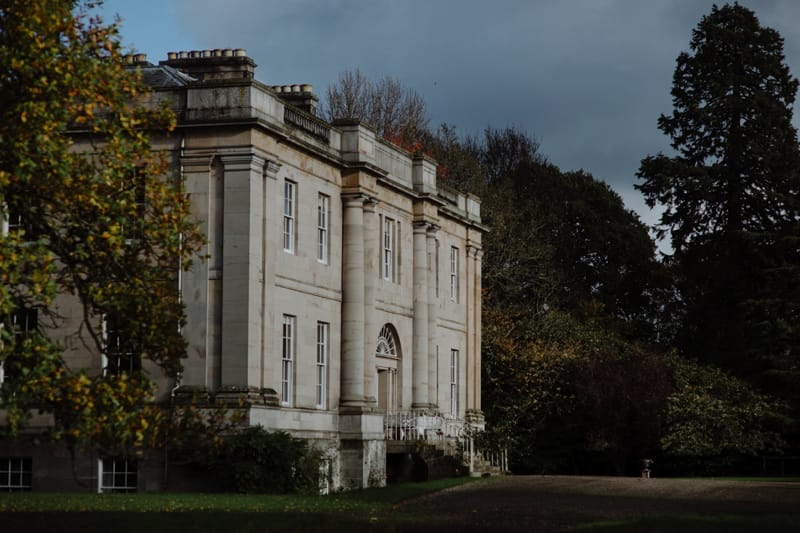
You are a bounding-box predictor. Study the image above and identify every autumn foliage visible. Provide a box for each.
[0,0,204,459]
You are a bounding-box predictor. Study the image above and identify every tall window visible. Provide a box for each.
[317,193,329,264]
[281,315,295,407]
[283,180,296,253]
[103,313,142,376]
[316,322,329,409]
[450,246,459,302]
[435,240,440,297]
[450,349,459,417]
[383,217,395,281]
[1,457,32,492]
[3,209,37,241]
[1,308,38,385]
[5,211,23,234]
[98,458,137,493]
[123,170,146,244]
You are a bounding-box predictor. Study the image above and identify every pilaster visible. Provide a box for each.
[261,161,281,392]
[426,224,440,409]
[219,152,266,389]
[180,151,214,390]
[466,245,483,413]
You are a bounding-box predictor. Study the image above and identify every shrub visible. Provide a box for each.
[213,426,324,494]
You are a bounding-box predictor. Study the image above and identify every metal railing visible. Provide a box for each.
[384,410,463,442]
[384,411,507,474]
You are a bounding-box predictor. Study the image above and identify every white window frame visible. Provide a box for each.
[5,211,23,234]
[97,457,137,493]
[315,322,328,409]
[435,239,440,298]
[1,308,38,385]
[101,314,141,377]
[281,315,295,407]
[283,180,296,253]
[383,217,395,281]
[450,349,459,417]
[450,246,459,302]
[121,168,146,245]
[0,457,32,491]
[317,193,329,264]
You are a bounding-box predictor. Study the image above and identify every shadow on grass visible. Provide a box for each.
[575,514,800,533]
[0,477,479,533]
[1,511,394,533]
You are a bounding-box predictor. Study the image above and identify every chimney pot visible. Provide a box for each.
[202,49,213,58]
[234,48,247,57]
[134,53,147,63]
[167,51,177,60]
[301,84,312,93]
[223,49,233,57]
[179,51,189,59]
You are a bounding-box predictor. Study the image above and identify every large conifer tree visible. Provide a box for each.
[637,4,800,411]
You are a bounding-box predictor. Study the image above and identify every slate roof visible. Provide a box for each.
[130,63,196,88]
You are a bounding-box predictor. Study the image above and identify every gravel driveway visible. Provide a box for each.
[398,475,800,531]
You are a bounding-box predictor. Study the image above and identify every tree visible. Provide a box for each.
[483,306,672,475]
[659,353,784,474]
[0,0,203,460]
[451,127,663,335]
[636,4,800,412]
[322,68,429,149]
[436,126,669,473]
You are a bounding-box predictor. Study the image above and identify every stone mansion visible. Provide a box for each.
[0,49,485,492]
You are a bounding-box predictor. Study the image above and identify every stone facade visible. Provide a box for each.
[0,49,484,492]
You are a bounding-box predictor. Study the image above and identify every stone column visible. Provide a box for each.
[341,194,366,406]
[412,221,429,409]
[363,198,378,405]
[219,153,265,391]
[426,225,439,409]
[180,152,214,390]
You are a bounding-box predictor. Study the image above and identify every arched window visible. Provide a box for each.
[376,324,398,358]
[375,324,401,411]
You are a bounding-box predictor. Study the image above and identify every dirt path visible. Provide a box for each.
[397,475,800,531]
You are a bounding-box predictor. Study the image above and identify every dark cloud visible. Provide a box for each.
[110,0,800,231]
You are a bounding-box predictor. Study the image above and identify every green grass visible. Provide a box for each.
[0,477,478,533]
[575,514,800,532]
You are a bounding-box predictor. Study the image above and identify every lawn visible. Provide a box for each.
[0,477,477,533]
[3,475,798,532]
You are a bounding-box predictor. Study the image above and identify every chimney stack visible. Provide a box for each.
[124,53,150,66]
[270,84,319,115]
[159,48,255,81]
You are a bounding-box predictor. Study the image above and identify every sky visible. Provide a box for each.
[98,0,800,244]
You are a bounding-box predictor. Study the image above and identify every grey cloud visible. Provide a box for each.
[167,0,800,224]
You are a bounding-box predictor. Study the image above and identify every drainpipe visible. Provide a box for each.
[164,131,187,489]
